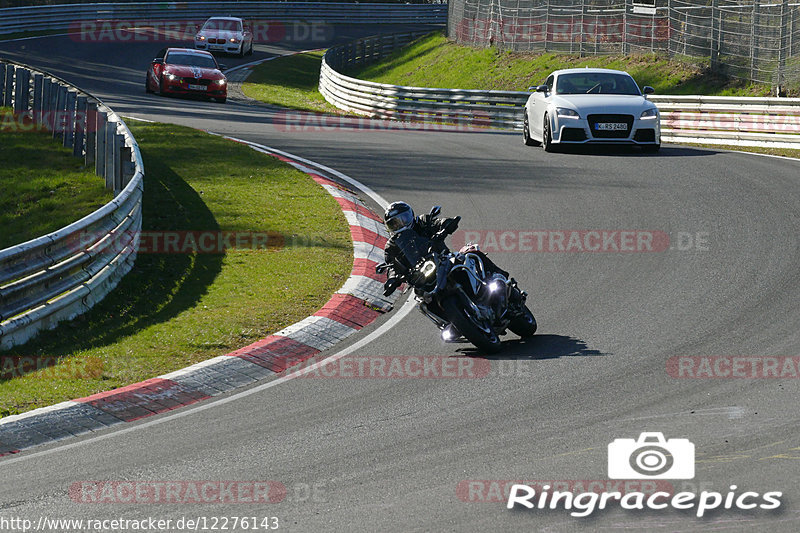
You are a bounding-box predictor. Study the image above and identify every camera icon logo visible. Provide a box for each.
[608,432,695,479]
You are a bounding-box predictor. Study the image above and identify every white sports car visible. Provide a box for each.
[194,17,253,57]
[522,68,661,152]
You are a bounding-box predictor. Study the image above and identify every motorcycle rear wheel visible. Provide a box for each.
[509,305,537,338]
[442,297,502,354]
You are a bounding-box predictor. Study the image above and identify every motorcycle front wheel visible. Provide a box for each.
[509,305,537,338]
[441,297,502,354]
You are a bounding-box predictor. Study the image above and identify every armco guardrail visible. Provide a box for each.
[0,2,447,35]
[320,34,800,148]
[0,59,143,350]
[651,95,800,149]
[320,32,529,129]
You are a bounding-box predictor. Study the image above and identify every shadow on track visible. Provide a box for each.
[457,334,608,360]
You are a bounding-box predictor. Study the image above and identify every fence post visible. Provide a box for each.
[777,0,789,94]
[710,0,720,72]
[3,64,13,107]
[95,110,107,180]
[113,133,124,194]
[74,95,87,157]
[63,90,76,148]
[32,73,43,127]
[53,84,67,141]
[105,119,116,190]
[751,1,760,82]
[45,79,57,131]
[13,68,29,114]
[85,101,97,168]
[0,64,5,105]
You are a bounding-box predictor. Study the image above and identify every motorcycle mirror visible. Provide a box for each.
[375,263,388,274]
[429,205,442,218]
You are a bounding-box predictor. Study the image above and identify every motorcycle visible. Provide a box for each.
[377,206,537,353]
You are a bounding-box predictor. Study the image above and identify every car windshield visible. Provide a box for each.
[202,19,242,32]
[556,73,641,95]
[165,53,218,69]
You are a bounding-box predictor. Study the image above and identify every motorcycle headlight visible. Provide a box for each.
[556,107,580,119]
[421,260,437,279]
[640,108,659,120]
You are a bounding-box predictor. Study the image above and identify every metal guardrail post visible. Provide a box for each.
[95,110,107,179]
[0,65,5,107]
[3,64,13,107]
[32,73,43,127]
[44,78,57,131]
[53,84,67,141]
[104,119,116,190]
[63,90,76,148]
[85,101,97,168]
[13,67,29,113]
[120,144,134,187]
[113,132,124,194]
[74,95,87,157]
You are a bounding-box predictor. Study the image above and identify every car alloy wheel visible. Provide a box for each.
[543,114,555,152]
[523,114,539,146]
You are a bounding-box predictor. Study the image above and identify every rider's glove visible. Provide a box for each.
[383,277,401,296]
[443,216,461,235]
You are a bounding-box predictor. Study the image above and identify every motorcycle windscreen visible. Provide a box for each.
[393,230,433,266]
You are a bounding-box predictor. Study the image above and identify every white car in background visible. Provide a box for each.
[194,17,253,57]
[522,68,661,153]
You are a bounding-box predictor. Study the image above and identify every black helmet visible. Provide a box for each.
[384,201,414,234]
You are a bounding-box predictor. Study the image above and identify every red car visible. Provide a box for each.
[145,48,227,103]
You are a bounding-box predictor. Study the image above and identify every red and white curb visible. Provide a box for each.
[0,142,396,457]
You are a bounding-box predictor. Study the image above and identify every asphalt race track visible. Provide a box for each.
[2,24,800,532]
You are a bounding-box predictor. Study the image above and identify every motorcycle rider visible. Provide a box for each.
[381,201,509,297]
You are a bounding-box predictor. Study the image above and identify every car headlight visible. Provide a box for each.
[640,108,659,119]
[556,107,580,119]
[165,73,179,81]
[196,35,205,41]
[214,79,227,85]
[229,38,240,43]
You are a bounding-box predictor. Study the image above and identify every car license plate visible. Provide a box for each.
[188,84,205,91]
[596,123,627,131]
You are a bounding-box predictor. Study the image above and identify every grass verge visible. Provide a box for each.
[0,107,112,250]
[0,121,352,417]
[348,32,777,96]
[241,51,341,113]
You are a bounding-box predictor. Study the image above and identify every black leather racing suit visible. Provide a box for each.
[382,214,508,296]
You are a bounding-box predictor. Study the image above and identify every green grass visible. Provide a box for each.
[348,32,776,97]
[0,121,352,417]
[241,51,341,113]
[0,107,112,250]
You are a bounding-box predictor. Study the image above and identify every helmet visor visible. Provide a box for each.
[385,210,414,233]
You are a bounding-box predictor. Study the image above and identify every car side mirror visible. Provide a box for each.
[429,205,442,218]
[643,86,655,95]
[536,85,549,93]
[218,64,228,71]
[153,58,164,64]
